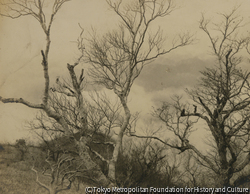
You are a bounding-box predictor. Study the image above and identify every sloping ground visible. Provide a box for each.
[0,145,87,194]
[0,131,114,194]
[0,164,47,194]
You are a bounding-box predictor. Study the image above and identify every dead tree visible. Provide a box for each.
[85,0,193,183]
[31,152,83,194]
[152,7,250,187]
[183,8,250,187]
[0,0,111,187]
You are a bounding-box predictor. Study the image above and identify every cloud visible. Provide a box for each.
[135,56,214,92]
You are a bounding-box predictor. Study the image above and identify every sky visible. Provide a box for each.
[1,0,250,147]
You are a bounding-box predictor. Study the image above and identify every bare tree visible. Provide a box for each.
[154,8,250,187]
[116,138,171,188]
[184,151,202,187]
[85,0,193,183]
[0,0,112,187]
[29,83,125,187]
[31,151,84,194]
[133,96,199,152]
[163,149,186,187]
[0,0,70,137]
[187,8,250,187]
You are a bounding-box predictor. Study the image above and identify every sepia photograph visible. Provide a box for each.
[0,0,250,193]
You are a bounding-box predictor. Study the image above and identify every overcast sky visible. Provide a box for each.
[1,0,250,145]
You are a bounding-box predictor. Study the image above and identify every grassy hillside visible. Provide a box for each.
[0,144,86,194]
